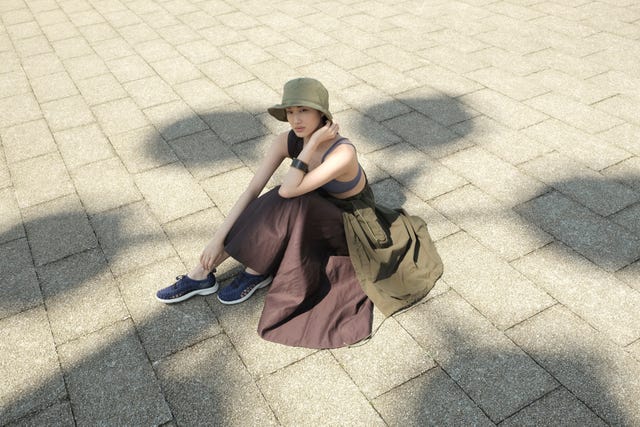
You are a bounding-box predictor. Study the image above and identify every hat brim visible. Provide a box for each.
[268,100,333,122]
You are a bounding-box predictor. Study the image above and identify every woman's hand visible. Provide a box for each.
[309,121,340,146]
[200,239,225,272]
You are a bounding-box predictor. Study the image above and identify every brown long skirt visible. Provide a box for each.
[224,187,373,349]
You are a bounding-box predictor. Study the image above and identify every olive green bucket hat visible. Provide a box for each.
[268,77,332,122]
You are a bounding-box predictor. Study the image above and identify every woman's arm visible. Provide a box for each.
[199,132,288,271]
[279,122,357,198]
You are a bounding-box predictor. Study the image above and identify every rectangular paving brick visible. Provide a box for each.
[369,143,467,200]
[134,163,212,223]
[199,57,254,88]
[521,152,639,216]
[603,157,640,192]
[501,387,605,427]
[117,257,222,361]
[371,178,459,242]
[397,291,558,423]
[513,242,640,346]
[524,119,629,170]
[108,125,177,173]
[436,232,554,329]
[58,319,172,426]
[23,194,98,266]
[459,88,548,130]
[143,100,208,141]
[340,83,412,121]
[441,146,547,207]
[0,93,42,128]
[201,167,254,216]
[466,66,549,101]
[38,249,128,345]
[408,64,483,97]
[0,238,41,320]
[0,119,56,163]
[173,78,233,112]
[597,123,640,157]
[527,48,608,80]
[373,367,494,426]
[383,111,474,159]
[0,69,30,98]
[332,318,436,399]
[10,152,75,208]
[0,307,66,425]
[335,109,401,154]
[202,106,267,145]
[258,351,384,425]
[150,55,202,85]
[516,191,640,272]
[525,92,623,134]
[41,95,94,131]
[53,123,114,170]
[92,97,150,136]
[432,185,552,260]
[507,305,640,426]
[106,55,155,83]
[468,46,544,77]
[91,201,176,276]
[76,73,128,106]
[351,62,420,95]
[527,68,614,105]
[0,188,24,244]
[156,334,277,426]
[123,75,179,109]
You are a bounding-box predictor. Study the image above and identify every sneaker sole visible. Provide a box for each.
[156,283,219,304]
[217,276,272,305]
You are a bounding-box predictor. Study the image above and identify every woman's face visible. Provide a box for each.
[286,106,323,138]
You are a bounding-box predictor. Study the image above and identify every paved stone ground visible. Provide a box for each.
[1,0,640,425]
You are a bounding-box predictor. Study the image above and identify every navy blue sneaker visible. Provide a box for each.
[156,273,218,304]
[217,271,272,305]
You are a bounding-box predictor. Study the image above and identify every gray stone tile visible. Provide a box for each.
[0,152,9,190]
[450,115,551,165]
[524,119,629,170]
[516,191,640,272]
[41,95,94,131]
[417,44,486,74]
[442,146,547,207]
[594,94,640,127]
[0,119,56,163]
[7,401,74,427]
[51,36,92,59]
[372,368,494,427]
[23,194,97,266]
[91,201,176,276]
[371,178,459,242]
[53,123,114,170]
[156,334,277,426]
[408,64,484,97]
[207,286,314,376]
[340,83,412,122]
[13,35,53,58]
[106,55,155,83]
[458,88,548,130]
[93,37,135,61]
[0,70,30,98]
[72,157,142,214]
[78,22,119,43]
[383,111,474,159]
[162,208,225,270]
[167,130,243,180]
[466,66,549,101]
[134,163,212,223]
[401,86,481,127]
[368,143,467,201]
[150,55,202,85]
[0,307,65,425]
[521,152,639,216]
[501,387,605,427]
[0,93,42,128]
[173,78,233,112]
[506,305,640,426]
[201,105,268,145]
[598,123,640,157]
[616,260,640,292]
[201,167,253,216]
[602,156,640,192]
[226,79,280,112]
[611,202,640,239]
[0,51,24,74]
[38,249,128,345]
[76,73,128,106]
[117,257,221,361]
[432,185,552,260]
[334,108,402,154]
[468,46,544,77]
[30,71,79,103]
[175,39,222,64]
[513,242,640,346]
[525,92,623,134]
[143,100,208,141]
[351,62,420,95]
[332,318,436,399]
[527,68,614,105]
[58,319,173,426]
[135,38,180,62]
[124,76,180,109]
[10,152,74,208]
[199,57,254,88]
[0,188,24,244]
[397,291,558,423]
[257,351,385,425]
[108,126,177,173]
[439,231,555,328]
[114,22,157,44]
[92,98,150,136]
[0,238,40,319]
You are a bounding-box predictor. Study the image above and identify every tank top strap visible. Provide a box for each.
[321,137,352,162]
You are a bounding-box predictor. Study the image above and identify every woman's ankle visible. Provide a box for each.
[188,265,211,281]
